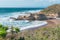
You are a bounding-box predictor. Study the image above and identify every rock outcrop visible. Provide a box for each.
[10,13,48,21]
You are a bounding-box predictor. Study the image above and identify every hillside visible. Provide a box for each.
[41,4,60,14]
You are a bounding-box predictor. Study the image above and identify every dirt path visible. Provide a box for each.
[44,19,60,28]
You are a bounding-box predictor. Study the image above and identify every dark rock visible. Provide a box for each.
[16,16,24,20]
[11,13,48,21]
[37,14,48,20]
[27,14,35,20]
[58,12,60,18]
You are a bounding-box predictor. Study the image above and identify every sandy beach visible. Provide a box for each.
[19,19,60,31]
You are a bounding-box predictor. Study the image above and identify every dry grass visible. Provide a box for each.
[19,24,59,40]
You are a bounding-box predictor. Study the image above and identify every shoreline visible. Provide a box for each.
[20,21,47,31]
[20,19,60,32]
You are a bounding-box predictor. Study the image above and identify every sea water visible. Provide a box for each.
[0,8,47,30]
[0,8,44,21]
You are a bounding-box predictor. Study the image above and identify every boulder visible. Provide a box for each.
[27,14,35,20]
[16,16,24,20]
[37,14,48,20]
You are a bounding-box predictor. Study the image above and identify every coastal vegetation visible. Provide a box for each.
[0,24,8,38]
[41,4,60,14]
[0,24,20,40]
[41,4,60,18]
[0,24,60,40]
[19,25,59,40]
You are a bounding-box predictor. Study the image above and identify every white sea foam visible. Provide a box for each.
[0,20,47,30]
[0,9,47,31]
[20,21,47,30]
[0,9,41,22]
[27,10,41,13]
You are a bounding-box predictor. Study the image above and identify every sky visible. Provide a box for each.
[0,0,60,8]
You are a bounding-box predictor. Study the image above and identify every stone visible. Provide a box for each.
[27,14,35,20]
[37,14,48,20]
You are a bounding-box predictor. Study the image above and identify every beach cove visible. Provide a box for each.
[0,8,48,31]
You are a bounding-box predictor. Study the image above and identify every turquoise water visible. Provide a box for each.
[0,8,46,29]
[0,8,43,18]
[0,8,44,13]
[0,8,43,21]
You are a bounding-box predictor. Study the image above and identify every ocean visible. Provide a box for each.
[0,8,44,20]
[0,8,44,13]
[0,8,45,28]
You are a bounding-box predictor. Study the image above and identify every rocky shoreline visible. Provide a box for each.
[10,13,48,21]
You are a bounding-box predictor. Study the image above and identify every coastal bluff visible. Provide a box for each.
[41,4,60,18]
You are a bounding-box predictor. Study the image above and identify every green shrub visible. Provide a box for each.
[0,25,8,38]
[3,26,8,30]
[0,30,7,38]
[0,24,3,28]
[15,27,20,33]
